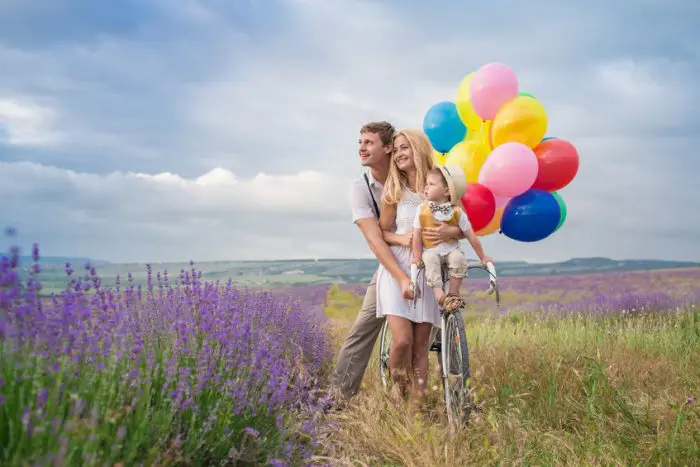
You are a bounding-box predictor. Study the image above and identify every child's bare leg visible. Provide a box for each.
[448,276,462,296]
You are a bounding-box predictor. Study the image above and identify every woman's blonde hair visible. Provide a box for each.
[381,129,435,205]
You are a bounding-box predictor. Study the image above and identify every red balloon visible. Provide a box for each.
[461,183,496,232]
[531,139,580,191]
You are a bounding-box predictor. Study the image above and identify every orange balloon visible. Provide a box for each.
[491,96,548,148]
[476,207,504,236]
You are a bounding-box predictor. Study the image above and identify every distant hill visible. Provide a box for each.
[6,254,698,291]
[0,255,111,266]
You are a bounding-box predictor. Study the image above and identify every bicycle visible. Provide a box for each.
[378,260,499,426]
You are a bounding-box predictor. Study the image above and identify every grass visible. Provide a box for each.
[324,285,365,320]
[317,294,700,466]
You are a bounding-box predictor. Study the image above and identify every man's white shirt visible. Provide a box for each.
[349,169,384,222]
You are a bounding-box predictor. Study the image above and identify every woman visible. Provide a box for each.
[375,128,440,409]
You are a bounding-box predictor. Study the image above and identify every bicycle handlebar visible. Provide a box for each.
[466,261,498,295]
[409,260,500,305]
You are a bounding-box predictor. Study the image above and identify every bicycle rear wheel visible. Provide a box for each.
[378,319,392,390]
[438,310,472,425]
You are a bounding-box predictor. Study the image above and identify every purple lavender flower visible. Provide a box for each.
[0,239,334,465]
[244,426,260,439]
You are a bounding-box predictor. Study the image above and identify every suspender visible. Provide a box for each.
[363,172,380,219]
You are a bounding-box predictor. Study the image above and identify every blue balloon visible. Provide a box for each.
[501,190,561,242]
[422,101,467,153]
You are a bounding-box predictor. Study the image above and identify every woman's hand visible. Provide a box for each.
[399,276,415,300]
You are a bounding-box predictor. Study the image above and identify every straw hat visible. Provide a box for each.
[437,164,467,203]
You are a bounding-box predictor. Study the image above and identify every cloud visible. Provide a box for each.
[1,0,699,262]
[0,97,63,146]
[0,160,357,262]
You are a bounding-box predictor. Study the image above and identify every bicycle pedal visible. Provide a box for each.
[429,342,442,352]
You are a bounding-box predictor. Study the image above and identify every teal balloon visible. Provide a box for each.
[551,191,567,231]
[541,136,556,142]
[423,101,467,153]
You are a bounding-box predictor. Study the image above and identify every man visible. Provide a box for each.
[329,121,465,401]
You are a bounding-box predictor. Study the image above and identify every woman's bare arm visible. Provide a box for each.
[379,199,396,232]
[379,199,412,247]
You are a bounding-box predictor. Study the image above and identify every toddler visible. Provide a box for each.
[411,165,492,312]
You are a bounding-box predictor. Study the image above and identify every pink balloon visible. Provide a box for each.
[478,142,538,197]
[470,62,519,120]
[494,195,511,209]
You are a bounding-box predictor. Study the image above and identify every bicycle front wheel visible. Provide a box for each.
[439,310,472,425]
[378,320,392,390]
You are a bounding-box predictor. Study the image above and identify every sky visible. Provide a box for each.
[1,0,699,263]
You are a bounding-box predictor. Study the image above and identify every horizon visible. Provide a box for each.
[4,248,700,267]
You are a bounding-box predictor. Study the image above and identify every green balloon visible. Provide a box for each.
[519,92,535,99]
[551,192,567,231]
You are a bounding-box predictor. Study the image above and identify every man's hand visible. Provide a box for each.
[480,255,494,266]
[400,277,415,300]
[423,222,461,245]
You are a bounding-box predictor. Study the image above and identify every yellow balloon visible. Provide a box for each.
[491,96,548,148]
[467,120,493,157]
[432,150,446,166]
[444,141,472,169]
[465,146,489,183]
[455,73,482,131]
[444,140,488,183]
[476,207,504,236]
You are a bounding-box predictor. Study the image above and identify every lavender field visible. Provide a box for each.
[0,242,334,466]
[335,267,700,317]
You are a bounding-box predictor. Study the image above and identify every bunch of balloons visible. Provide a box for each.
[423,62,579,242]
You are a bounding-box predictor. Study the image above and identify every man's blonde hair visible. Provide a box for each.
[381,129,435,205]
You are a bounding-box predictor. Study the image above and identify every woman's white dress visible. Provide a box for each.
[376,187,442,328]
